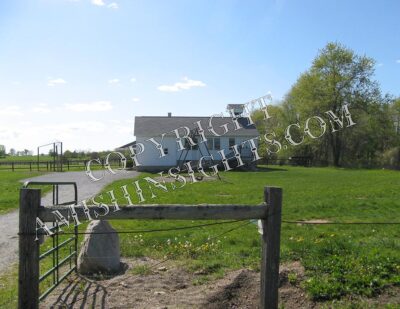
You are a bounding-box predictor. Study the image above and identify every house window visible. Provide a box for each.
[164,148,168,155]
[229,137,235,148]
[207,138,213,150]
[214,138,220,150]
[206,137,221,150]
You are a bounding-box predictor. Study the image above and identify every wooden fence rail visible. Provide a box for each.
[18,186,282,309]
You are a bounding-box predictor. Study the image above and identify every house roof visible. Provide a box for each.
[226,104,245,109]
[116,141,136,149]
[134,116,259,137]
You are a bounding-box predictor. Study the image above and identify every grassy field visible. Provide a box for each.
[0,155,53,161]
[0,166,399,308]
[0,171,50,214]
[96,166,400,304]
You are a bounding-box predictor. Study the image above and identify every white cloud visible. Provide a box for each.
[91,0,105,6]
[58,121,105,133]
[107,2,118,9]
[0,105,23,116]
[47,78,67,87]
[132,97,140,102]
[32,103,51,114]
[130,77,137,83]
[108,78,120,84]
[396,60,400,64]
[377,63,383,67]
[65,101,113,112]
[157,77,206,92]
[0,127,20,140]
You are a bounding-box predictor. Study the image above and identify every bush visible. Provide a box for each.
[381,147,400,170]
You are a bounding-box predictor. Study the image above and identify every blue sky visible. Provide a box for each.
[0,0,399,152]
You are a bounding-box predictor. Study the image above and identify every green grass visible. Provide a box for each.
[96,166,400,302]
[1,166,399,307]
[0,171,51,214]
[0,155,53,161]
[0,266,18,308]
[130,264,153,276]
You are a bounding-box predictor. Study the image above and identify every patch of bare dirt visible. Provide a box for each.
[40,258,399,309]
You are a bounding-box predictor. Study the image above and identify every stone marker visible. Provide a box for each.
[78,220,121,274]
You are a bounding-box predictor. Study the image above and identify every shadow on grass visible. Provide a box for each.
[255,166,288,172]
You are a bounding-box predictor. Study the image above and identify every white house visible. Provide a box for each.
[128,105,259,172]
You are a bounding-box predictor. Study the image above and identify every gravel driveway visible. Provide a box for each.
[0,170,139,273]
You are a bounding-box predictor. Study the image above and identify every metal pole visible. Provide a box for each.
[60,142,63,172]
[53,143,56,172]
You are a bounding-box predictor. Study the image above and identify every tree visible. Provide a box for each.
[63,150,72,158]
[282,42,391,167]
[0,145,5,157]
[391,98,400,135]
[9,148,16,156]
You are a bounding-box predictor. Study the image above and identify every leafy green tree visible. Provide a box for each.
[0,145,5,157]
[282,42,392,166]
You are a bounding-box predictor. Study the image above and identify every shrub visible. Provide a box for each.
[381,147,400,170]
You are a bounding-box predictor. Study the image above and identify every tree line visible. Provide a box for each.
[253,42,400,169]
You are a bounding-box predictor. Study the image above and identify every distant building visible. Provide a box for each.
[120,105,259,172]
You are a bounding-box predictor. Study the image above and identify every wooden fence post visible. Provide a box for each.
[260,186,282,309]
[19,188,41,309]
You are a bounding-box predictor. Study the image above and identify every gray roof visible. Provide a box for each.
[227,104,245,109]
[134,116,259,137]
[116,141,136,149]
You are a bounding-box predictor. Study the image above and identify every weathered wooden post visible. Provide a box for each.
[260,186,282,309]
[19,188,41,309]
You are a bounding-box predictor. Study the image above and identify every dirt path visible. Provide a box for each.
[0,170,139,273]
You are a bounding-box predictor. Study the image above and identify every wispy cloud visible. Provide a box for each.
[47,78,67,87]
[65,101,113,112]
[377,63,383,67]
[108,78,120,84]
[0,105,23,116]
[107,2,118,9]
[32,103,51,114]
[132,97,140,102]
[130,77,137,83]
[91,0,105,6]
[90,0,118,9]
[157,77,206,92]
[396,60,400,64]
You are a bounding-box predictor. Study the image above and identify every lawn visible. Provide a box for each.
[96,166,400,304]
[0,155,53,161]
[0,166,399,308]
[0,171,49,214]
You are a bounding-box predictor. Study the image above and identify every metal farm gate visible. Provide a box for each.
[21,181,78,302]
[18,185,282,309]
